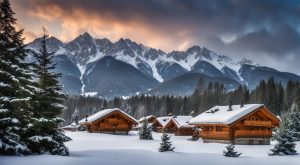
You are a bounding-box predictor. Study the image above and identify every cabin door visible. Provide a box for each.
[249,140,253,145]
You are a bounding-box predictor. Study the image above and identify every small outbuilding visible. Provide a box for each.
[152,116,172,132]
[79,108,138,135]
[164,116,195,136]
[62,123,86,132]
[138,115,157,124]
[189,104,280,145]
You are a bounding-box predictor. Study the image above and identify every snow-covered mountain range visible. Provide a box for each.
[27,32,300,99]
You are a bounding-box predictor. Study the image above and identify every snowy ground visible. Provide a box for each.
[1,131,300,165]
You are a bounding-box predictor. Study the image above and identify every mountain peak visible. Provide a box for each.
[239,58,253,66]
[28,35,64,52]
[75,32,94,41]
[82,32,92,38]
[47,36,64,45]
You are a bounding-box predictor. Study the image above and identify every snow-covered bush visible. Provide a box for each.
[139,117,153,140]
[159,131,175,152]
[223,144,241,157]
[190,127,200,141]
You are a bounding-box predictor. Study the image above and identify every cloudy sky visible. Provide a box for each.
[11,0,300,75]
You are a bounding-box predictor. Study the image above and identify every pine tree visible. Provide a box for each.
[71,108,79,125]
[158,131,175,152]
[25,30,71,156]
[138,117,153,140]
[287,104,300,141]
[0,0,34,155]
[223,144,241,157]
[269,115,297,156]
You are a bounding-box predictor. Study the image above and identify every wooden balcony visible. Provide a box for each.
[201,131,230,139]
[234,130,272,138]
[243,120,272,127]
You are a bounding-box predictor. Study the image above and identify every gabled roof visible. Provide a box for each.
[138,115,156,123]
[189,104,270,125]
[62,122,81,129]
[166,116,194,128]
[79,108,138,124]
[155,116,172,127]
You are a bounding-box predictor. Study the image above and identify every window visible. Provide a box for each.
[216,126,222,131]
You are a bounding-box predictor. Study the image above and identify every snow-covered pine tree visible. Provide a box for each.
[191,127,200,141]
[71,108,79,125]
[138,117,153,140]
[0,0,34,155]
[223,144,241,157]
[158,131,175,152]
[25,30,71,156]
[269,115,297,156]
[287,103,300,141]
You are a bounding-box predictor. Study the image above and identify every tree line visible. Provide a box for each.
[62,77,300,125]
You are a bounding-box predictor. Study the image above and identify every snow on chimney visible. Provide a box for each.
[85,114,88,122]
[228,101,233,111]
[240,101,244,108]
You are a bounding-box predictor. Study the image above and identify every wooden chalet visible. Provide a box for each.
[79,108,138,135]
[138,115,157,124]
[152,116,172,132]
[189,104,280,145]
[164,116,195,136]
[62,123,85,132]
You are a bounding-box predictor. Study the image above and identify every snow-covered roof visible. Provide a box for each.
[170,116,194,128]
[135,123,153,129]
[79,108,138,124]
[189,104,264,125]
[62,123,81,129]
[138,115,155,123]
[155,116,172,127]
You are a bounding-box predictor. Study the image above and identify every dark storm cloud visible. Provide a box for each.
[227,25,300,56]
[11,0,300,74]
[23,0,300,29]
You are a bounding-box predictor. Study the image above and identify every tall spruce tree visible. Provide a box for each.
[0,0,33,155]
[138,117,153,140]
[25,30,71,155]
[287,103,300,141]
[269,115,297,156]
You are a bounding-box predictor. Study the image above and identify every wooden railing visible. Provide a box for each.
[234,130,272,137]
[106,118,126,123]
[243,120,272,127]
[201,131,230,139]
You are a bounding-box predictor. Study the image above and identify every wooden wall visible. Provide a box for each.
[198,108,278,143]
[164,120,194,136]
[85,112,135,134]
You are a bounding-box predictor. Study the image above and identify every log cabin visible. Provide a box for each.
[164,116,195,136]
[189,104,280,145]
[79,108,138,135]
[62,123,85,132]
[134,115,157,130]
[138,115,157,124]
[152,116,172,132]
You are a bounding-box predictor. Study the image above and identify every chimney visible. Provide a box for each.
[85,114,88,122]
[240,101,244,108]
[228,101,233,111]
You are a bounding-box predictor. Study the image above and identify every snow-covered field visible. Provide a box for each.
[1,131,300,165]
